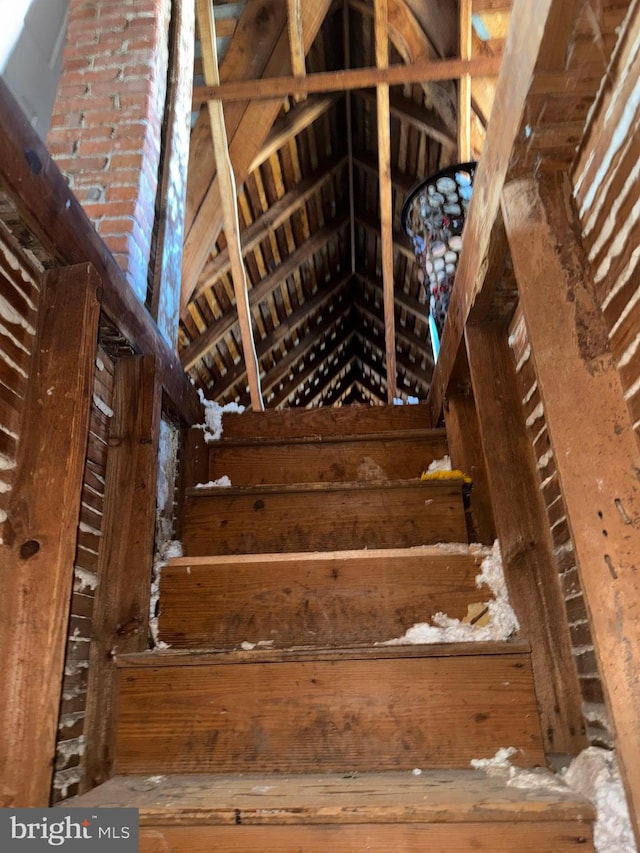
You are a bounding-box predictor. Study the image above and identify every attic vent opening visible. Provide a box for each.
[401,162,477,361]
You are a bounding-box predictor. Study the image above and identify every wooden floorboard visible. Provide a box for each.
[114,646,544,774]
[208,430,448,485]
[157,547,491,648]
[182,480,468,555]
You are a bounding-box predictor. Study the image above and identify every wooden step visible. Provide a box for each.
[207,428,449,486]
[182,479,468,555]
[114,642,545,775]
[157,546,491,649]
[218,402,433,441]
[66,770,595,852]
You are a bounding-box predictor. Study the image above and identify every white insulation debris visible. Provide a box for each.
[197,390,245,442]
[382,540,519,645]
[563,748,637,853]
[471,747,636,853]
[53,768,82,800]
[194,475,232,488]
[425,455,452,473]
[149,539,183,649]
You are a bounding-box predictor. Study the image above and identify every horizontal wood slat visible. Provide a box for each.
[182,480,468,555]
[115,648,545,774]
[157,548,489,648]
[208,430,448,485]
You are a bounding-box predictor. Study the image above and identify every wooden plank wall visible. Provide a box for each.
[51,346,115,803]
[0,223,40,529]
[572,1,640,454]
[508,305,611,748]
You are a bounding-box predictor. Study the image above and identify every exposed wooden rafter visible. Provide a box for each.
[195,0,263,410]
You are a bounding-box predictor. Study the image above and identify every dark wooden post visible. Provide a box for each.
[502,172,640,839]
[82,355,162,790]
[0,263,100,806]
[465,321,587,757]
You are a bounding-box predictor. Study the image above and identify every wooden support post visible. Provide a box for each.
[287,0,307,100]
[0,263,100,806]
[465,322,587,757]
[82,355,162,791]
[458,0,472,161]
[444,388,496,545]
[502,173,640,840]
[196,0,264,411]
[375,0,397,403]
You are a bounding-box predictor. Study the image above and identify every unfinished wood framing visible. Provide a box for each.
[287,0,307,97]
[0,263,100,806]
[465,322,587,756]
[502,172,640,837]
[82,355,162,792]
[196,0,263,411]
[458,0,472,161]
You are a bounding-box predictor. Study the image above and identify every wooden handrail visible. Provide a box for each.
[0,78,202,426]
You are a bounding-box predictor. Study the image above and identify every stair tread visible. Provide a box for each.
[67,770,594,825]
[185,477,466,498]
[211,427,447,447]
[117,640,531,667]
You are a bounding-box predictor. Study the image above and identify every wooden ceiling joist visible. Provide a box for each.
[193,54,502,103]
[196,0,263,411]
[374,0,397,403]
[287,0,307,99]
[194,156,348,301]
[458,0,473,161]
[181,214,350,369]
[357,88,455,148]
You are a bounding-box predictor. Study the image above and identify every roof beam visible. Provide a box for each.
[375,0,397,403]
[196,0,263,410]
[427,0,575,424]
[357,88,455,148]
[458,0,473,160]
[355,297,433,366]
[193,155,347,300]
[354,211,415,261]
[209,275,351,398]
[193,55,502,103]
[181,214,350,369]
[287,0,307,99]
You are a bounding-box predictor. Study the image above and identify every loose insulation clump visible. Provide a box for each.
[197,389,245,442]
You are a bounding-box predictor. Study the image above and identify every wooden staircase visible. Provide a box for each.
[68,404,595,851]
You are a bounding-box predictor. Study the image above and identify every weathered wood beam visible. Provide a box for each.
[248,95,338,173]
[354,211,415,261]
[458,0,472,161]
[0,264,100,806]
[182,3,333,313]
[197,0,263,410]
[375,0,397,403]
[82,355,161,791]
[355,297,433,367]
[353,151,416,196]
[0,79,201,425]
[502,172,640,840]
[193,55,502,103]
[465,321,588,756]
[193,156,347,300]
[355,269,429,324]
[426,0,569,425]
[287,0,307,99]
[357,89,455,148]
[355,330,432,389]
[210,275,350,399]
[181,214,350,370]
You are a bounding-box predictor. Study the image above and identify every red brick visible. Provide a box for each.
[104,185,140,202]
[110,152,144,170]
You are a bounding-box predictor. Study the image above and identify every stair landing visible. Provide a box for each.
[68,769,595,852]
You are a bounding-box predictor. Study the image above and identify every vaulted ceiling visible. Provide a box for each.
[178,0,510,408]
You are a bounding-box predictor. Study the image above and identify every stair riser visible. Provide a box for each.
[140,822,594,853]
[208,434,448,486]
[182,483,467,555]
[115,654,544,774]
[158,552,488,649]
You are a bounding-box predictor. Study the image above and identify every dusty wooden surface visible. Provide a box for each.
[182,479,468,555]
[0,264,100,806]
[503,171,640,839]
[114,647,544,774]
[208,429,447,485]
[466,323,587,757]
[82,356,162,792]
[158,547,490,648]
